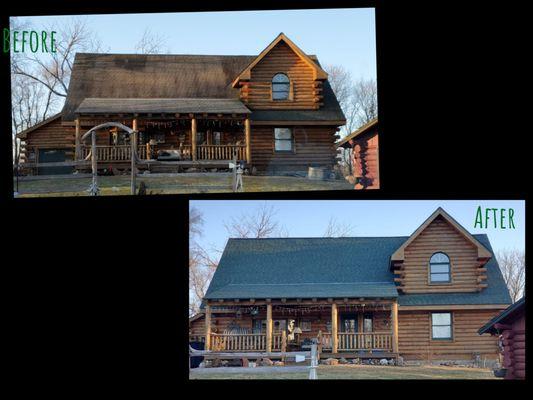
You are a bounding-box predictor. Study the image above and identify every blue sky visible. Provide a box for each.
[14,8,376,81]
[190,200,525,258]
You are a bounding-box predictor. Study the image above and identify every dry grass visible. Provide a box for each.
[14,174,354,197]
[189,364,499,380]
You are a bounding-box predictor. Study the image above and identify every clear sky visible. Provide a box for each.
[190,200,525,259]
[14,8,376,81]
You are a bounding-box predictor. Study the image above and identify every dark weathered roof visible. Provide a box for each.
[62,53,345,123]
[337,118,378,148]
[15,113,62,139]
[204,234,511,305]
[478,297,525,335]
[76,98,250,115]
[398,234,512,306]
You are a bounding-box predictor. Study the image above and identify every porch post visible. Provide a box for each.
[205,303,211,351]
[131,117,138,195]
[266,303,273,353]
[191,116,197,161]
[244,117,251,164]
[75,117,81,160]
[331,302,338,353]
[391,301,399,353]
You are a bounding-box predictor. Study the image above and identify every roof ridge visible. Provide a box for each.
[229,236,410,240]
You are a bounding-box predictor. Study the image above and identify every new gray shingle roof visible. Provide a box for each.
[204,234,511,305]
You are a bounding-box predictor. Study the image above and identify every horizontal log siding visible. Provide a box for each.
[21,118,75,162]
[399,215,483,293]
[251,126,337,173]
[398,309,502,361]
[352,131,379,189]
[246,41,320,110]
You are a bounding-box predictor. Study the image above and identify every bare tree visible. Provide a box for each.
[224,203,287,238]
[12,17,104,100]
[351,78,378,127]
[497,249,526,302]
[323,217,354,237]
[189,207,219,315]
[134,28,169,54]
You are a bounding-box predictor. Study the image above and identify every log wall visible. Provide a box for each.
[21,117,76,163]
[397,216,487,293]
[351,131,380,189]
[398,309,503,362]
[251,126,337,173]
[243,41,321,110]
[503,313,526,379]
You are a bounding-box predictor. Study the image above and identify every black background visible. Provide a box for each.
[1,0,528,391]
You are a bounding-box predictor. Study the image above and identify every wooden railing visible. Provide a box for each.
[209,332,285,352]
[196,145,245,161]
[211,333,266,352]
[337,333,393,351]
[80,145,147,161]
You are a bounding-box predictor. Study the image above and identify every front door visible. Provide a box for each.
[340,313,358,333]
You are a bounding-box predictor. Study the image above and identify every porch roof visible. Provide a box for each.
[205,282,398,300]
[75,98,251,115]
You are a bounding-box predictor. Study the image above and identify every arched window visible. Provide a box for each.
[272,73,290,100]
[429,252,451,283]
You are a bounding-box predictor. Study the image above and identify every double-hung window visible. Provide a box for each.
[431,312,453,340]
[274,128,293,152]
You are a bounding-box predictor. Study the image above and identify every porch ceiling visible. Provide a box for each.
[204,282,398,300]
[75,98,251,115]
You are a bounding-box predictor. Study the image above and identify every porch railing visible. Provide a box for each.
[337,333,393,351]
[209,332,284,352]
[80,145,147,161]
[79,144,243,162]
[196,145,245,161]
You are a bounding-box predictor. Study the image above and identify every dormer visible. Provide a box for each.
[391,208,492,294]
[232,33,328,110]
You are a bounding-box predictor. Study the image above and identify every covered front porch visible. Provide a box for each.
[195,299,399,358]
[73,98,252,168]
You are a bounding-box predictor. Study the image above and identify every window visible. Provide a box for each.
[272,73,290,100]
[429,252,451,283]
[431,312,452,340]
[274,128,293,152]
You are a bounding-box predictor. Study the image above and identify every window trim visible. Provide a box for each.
[274,127,294,153]
[271,73,293,101]
[430,312,454,341]
[428,251,452,285]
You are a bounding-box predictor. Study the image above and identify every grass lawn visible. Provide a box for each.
[14,174,354,197]
[189,364,499,380]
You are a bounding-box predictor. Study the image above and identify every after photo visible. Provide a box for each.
[188,200,525,380]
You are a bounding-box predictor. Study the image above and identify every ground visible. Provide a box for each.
[14,173,354,197]
[189,364,499,380]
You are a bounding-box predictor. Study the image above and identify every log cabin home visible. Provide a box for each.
[478,297,525,379]
[337,119,379,189]
[16,33,345,176]
[190,208,512,364]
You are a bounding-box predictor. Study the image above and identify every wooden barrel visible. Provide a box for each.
[308,166,327,180]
